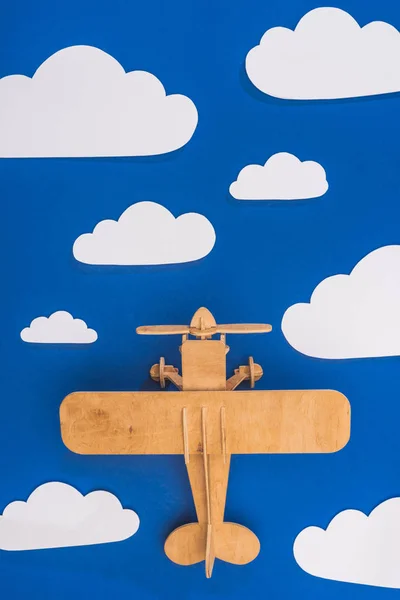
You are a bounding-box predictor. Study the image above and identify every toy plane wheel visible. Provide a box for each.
[249,357,255,388]
[150,357,166,387]
[159,357,166,388]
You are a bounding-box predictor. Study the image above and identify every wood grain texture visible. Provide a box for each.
[182,340,226,391]
[60,389,350,455]
[185,454,231,524]
[164,522,260,567]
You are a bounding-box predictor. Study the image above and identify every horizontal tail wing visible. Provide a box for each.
[164,523,206,566]
[164,522,260,567]
[214,522,260,565]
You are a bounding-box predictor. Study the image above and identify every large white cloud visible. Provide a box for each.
[294,498,400,589]
[246,7,400,100]
[229,153,328,200]
[0,482,139,550]
[0,45,198,157]
[282,245,400,359]
[21,311,97,343]
[73,201,216,265]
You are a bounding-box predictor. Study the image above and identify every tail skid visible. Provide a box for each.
[164,521,260,577]
[205,524,215,578]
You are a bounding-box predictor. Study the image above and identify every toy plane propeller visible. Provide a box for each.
[60,307,350,578]
[136,307,272,338]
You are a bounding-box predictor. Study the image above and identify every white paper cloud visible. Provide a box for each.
[294,498,400,589]
[229,153,328,200]
[246,7,400,100]
[21,311,97,344]
[73,201,216,265]
[0,45,198,157]
[282,245,400,359]
[0,482,139,551]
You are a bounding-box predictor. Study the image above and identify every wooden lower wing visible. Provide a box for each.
[225,389,350,454]
[60,390,350,455]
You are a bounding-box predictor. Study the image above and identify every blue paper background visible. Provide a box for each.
[1,0,400,598]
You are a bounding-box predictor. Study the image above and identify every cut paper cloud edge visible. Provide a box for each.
[246,7,400,100]
[282,245,400,359]
[0,45,198,157]
[73,201,216,265]
[294,497,400,589]
[0,482,139,551]
[21,311,97,344]
[229,152,328,200]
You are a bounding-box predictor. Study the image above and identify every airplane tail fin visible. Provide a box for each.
[164,522,260,575]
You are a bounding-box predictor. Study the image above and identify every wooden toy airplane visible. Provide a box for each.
[60,307,350,578]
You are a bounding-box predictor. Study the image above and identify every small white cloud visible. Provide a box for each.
[246,7,400,100]
[73,201,216,265]
[294,498,400,589]
[21,311,97,344]
[229,153,328,200]
[0,482,139,551]
[282,245,400,359]
[0,45,198,157]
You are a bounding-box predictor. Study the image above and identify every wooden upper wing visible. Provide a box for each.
[60,390,350,456]
[224,389,350,454]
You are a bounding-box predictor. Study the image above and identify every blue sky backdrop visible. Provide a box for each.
[1,0,400,598]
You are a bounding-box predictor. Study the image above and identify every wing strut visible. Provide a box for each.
[182,407,190,465]
[201,407,215,578]
[220,406,227,464]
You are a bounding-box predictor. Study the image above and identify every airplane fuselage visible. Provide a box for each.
[164,339,260,577]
